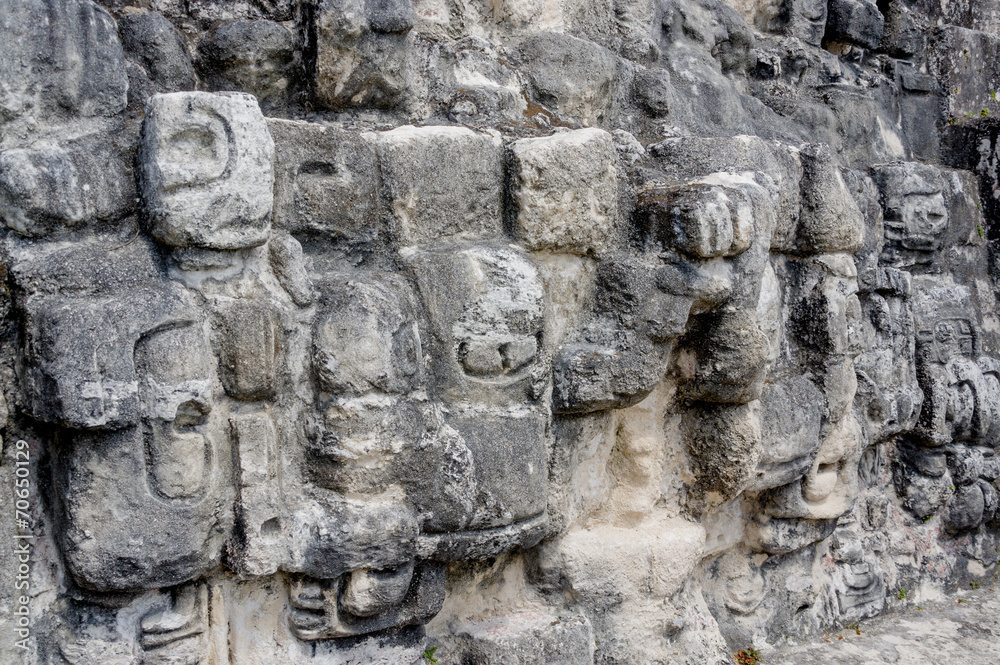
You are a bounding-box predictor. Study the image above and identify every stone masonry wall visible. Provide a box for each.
[2,0,1000,663]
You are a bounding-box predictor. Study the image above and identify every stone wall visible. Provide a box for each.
[1,0,999,663]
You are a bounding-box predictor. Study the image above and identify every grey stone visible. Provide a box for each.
[825,0,885,49]
[0,0,128,124]
[309,0,414,111]
[516,33,618,126]
[119,11,196,93]
[0,133,136,237]
[269,118,380,247]
[509,129,618,255]
[214,301,280,401]
[436,611,594,665]
[373,126,503,245]
[139,91,275,250]
[197,20,295,112]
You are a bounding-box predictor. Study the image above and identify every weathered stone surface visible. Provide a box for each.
[0,0,128,125]
[197,20,295,112]
[119,11,196,94]
[139,91,275,249]
[5,0,1000,662]
[510,129,618,255]
[373,126,503,245]
[825,0,884,49]
[0,133,136,237]
[269,118,379,246]
[309,0,414,111]
[516,33,618,126]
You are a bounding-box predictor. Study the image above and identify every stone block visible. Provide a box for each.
[825,0,884,49]
[230,411,285,576]
[197,20,295,112]
[139,91,275,250]
[441,610,594,665]
[637,177,755,259]
[516,32,617,125]
[929,26,1000,120]
[0,0,128,124]
[404,243,546,403]
[797,144,865,254]
[750,378,825,491]
[215,301,280,401]
[269,118,379,246]
[312,276,423,397]
[677,309,770,404]
[0,134,136,238]
[310,0,414,110]
[20,285,198,430]
[871,162,948,268]
[510,129,618,255]
[119,11,196,93]
[373,125,503,245]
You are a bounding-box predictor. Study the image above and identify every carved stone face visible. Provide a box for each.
[873,163,949,267]
[139,91,274,250]
[24,285,231,592]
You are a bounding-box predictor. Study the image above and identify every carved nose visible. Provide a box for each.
[365,0,414,33]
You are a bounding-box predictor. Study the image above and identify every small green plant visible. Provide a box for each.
[735,648,762,665]
[898,587,907,600]
[978,224,986,239]
[922,515,933,523]
[847,622,861,635]
[422,646,439,664]
[971,581,981,589]
[992,91,998,101]
[982,108,990,118]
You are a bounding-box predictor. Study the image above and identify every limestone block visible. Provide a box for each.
[20,285,197,430]
[758,0,828,46]
[54,320,233,591]
[929,26,1000,120]
[139,91,275,250]
[825,0,884,49]
[310,0,414,110]
[287,561,445,640]
[268,118,379,246]
[197,20,295,112]
[0,135,136,237]
[677,309,771,404]
[797,144,865,254]
[516,33,618,126]
[510,129,618,255]
[268,232,315,306]
[637,178,756,259]
[871,162,948,268]
[119,11,196,93]
[649,136,802,251]
[0,0,128,124]
[743,514,837,554]
[215,301,280,402]
[750,378,824,491]
[685,402,763,502]
[534,517,706,607]
[446,410,549,532]
[312,277,423,397]
[552,338,671,414]
[405,243,546,401]
[440,610,595,665]
[230,412,285,576]
[373,125,503,245]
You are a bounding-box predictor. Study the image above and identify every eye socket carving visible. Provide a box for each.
[173,400,210,429]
